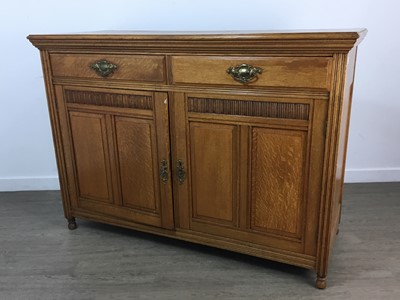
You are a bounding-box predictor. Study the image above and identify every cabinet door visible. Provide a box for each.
[55,86,174,229]
[171,93,327,255]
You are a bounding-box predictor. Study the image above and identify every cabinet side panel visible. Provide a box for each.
[330,48,357,245]
[190,122,238,224]
[69,112,111,202]
[115,117,158,212]
[317,49,358,280]
[41,53,73,218]
[251,128,306,237]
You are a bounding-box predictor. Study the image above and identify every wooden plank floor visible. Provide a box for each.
[0,183,399,299]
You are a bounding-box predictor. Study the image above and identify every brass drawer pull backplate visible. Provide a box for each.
[90,59,118,77]
[227,63,263,83]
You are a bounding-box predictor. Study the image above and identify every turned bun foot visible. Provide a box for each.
[67,217,77,230]
[316,276,327,289]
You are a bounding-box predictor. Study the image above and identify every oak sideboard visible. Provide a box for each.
[28,30,366,288]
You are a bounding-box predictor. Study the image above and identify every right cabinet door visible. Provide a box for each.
[171,92,328,255]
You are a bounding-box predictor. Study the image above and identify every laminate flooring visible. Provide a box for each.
[0,183,399,300]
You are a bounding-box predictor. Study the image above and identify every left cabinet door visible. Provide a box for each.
[54,86,174,229]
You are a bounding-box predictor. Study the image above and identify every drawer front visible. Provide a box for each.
[171,56,332,90]
[50,54,166,83]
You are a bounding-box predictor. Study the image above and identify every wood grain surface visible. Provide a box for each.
[190,122,238,224]
[251,128,306,237]
[171,56,332,90]
[69,111,112,203]
[51,53,166,82]
[115,117,158,212]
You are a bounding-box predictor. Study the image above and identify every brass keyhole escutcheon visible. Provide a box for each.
[177,160,185,184]
[160,160,168,184]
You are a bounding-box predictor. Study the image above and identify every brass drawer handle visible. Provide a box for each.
[160,160,168,184]
[177,160,185,184]
[226,63,263,83]
[90,59,118,77]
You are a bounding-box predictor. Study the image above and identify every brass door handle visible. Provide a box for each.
[160,160,168,184]
[177,160,185,184]
[90,59,118,77]
[226,63,263,83]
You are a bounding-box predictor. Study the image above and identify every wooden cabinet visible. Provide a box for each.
[28,30,366,289]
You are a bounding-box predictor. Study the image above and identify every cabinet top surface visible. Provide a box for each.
[28,29,366,39]
[28,29,366,53]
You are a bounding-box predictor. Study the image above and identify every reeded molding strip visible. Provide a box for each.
[64,90,153,110]
[188,97,310,120]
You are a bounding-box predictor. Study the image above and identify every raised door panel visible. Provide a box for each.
[190,122,238,226]
[115,117,159,213]
[251,128,306,238]
[69,111,113,204]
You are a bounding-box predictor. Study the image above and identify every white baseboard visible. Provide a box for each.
[0,169,398,191]
[0,176,60,191]
[345,168,400,183]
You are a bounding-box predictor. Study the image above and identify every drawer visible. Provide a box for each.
[50,54,166,83]
[171,56,332,90]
